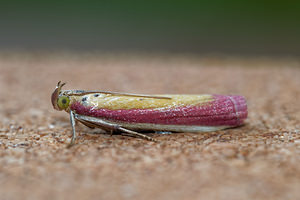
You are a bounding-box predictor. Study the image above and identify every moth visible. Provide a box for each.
[51,81,247,146]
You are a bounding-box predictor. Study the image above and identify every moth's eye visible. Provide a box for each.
[57,96,70,110]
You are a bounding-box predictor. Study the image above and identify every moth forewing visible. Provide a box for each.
[52,82,248,146]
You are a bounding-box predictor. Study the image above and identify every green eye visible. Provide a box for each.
[57,96,70,110]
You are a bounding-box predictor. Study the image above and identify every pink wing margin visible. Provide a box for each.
[70,95,247,127]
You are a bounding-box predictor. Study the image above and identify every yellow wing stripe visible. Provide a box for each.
[71,94,214,110]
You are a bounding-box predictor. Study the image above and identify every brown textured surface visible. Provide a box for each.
[0,52,299,200]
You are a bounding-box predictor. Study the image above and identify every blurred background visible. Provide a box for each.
[1,2,300,200]
[1,0,299,56]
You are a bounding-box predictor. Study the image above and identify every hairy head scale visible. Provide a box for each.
[51,81,67,110]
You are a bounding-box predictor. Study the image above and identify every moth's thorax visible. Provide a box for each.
[70,94,214,110]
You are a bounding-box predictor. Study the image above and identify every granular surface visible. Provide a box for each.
[0,52,299,200]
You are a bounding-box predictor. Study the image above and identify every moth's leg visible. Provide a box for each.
[118,127,157,142]
[78,120,96,129]
[77,118,107,134]
[77,117,114,134]
[74,114,157,142]
[75,114,119,132]
[68,110,77,147]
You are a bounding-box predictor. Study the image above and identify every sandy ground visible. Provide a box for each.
[0,52,299,200]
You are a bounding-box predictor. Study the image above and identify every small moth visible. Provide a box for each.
[51,81,247,146]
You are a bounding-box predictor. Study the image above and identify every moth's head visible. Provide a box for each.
[51,81,70,111]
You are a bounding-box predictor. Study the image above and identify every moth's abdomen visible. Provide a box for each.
[70,95,247,127]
